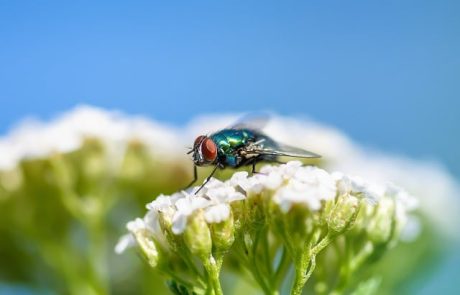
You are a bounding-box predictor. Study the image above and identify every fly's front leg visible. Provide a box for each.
[183,165,198,190]
[195,164,221,194]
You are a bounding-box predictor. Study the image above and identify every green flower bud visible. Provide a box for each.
[134,230,159,268]
[125,219,160,268]
[366,198,395,244]
[0,168,23,196]
[158,209,183,252]
[184,212,212,259]
[209,211,235,254]
[78,138,107,185]
[327,194,359,233]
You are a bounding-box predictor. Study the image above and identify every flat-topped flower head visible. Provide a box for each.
[116,161,420,295]
[118,161,418,250]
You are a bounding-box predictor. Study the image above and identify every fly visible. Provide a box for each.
[185,116,321,193]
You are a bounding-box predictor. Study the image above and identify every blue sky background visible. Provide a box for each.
[0,1,459,293]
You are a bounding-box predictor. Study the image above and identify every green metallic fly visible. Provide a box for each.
[186,116,321,193]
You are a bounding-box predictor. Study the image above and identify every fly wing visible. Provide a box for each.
[229,113,271,131]
[245,140,321,158]
[268,143,321,158]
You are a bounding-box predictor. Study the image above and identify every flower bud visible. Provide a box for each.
[158,208,183,252]
[126,219,159,268]
[184,212,212,259]
[204,205,235,253]
[134,231,159,268]
[78,138,107,185]
[366,198,394,244]
[0,168,23,195]
[327,194,359,233]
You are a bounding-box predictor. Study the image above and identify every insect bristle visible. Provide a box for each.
[186,146,194,154]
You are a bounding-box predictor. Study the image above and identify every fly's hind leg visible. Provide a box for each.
[251,157,286,175]
[250,157,265,175]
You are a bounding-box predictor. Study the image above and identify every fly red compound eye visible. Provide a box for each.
[200,138,217,162]
[194,135,206,148]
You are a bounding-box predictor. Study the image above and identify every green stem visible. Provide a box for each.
[236,238,274,295]
[254,230,269,283]
[203,255,223,295]
[262,227,273,278]
[292,251,311,295]
[350,242,373,272]
[291,232,335,295]
[274,247,291,289]
[182,249,207,283]
[330,206,365,295]
[86,213,109,295]
[41,241,90,295]
[50,157,110,294]
[163,269,201,292]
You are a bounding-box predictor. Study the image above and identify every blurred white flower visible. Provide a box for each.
[115,234,136,254]
[332,172,381,204]
[0,105,183,171]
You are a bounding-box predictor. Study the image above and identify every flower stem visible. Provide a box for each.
[88,219,109,294]
[291,232,335,295]
[203,255,223,295]
[292,251,311,295]
[274,247,290,288]
[235,236,274,295]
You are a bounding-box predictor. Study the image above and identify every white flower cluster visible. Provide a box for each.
[116,161,419,257]
[0,105,182,170]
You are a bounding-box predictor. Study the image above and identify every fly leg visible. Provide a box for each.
[250,157,265,175]
[252,161,256,173]
[250,158,286,175]
[195,165,220,194]
[183,165,198,190]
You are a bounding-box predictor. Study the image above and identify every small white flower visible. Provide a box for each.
[332,172,381,204]
[273,185,322,212]
[115,234,136,254]
[261,171,283,190]
[229,171,249,187]
[238,174,265,194]
[273,166,336,212]
[202,177,225,189]
[385,183,418,211]
[400,216,421,242]
[172,195,210,234]
[280,160,303,179]
[205,185,240,203]
[127,218,148,232]
[204,203,231,223]
[143,210,167,246]
[146,194,174,211]
[172,214,188,235]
